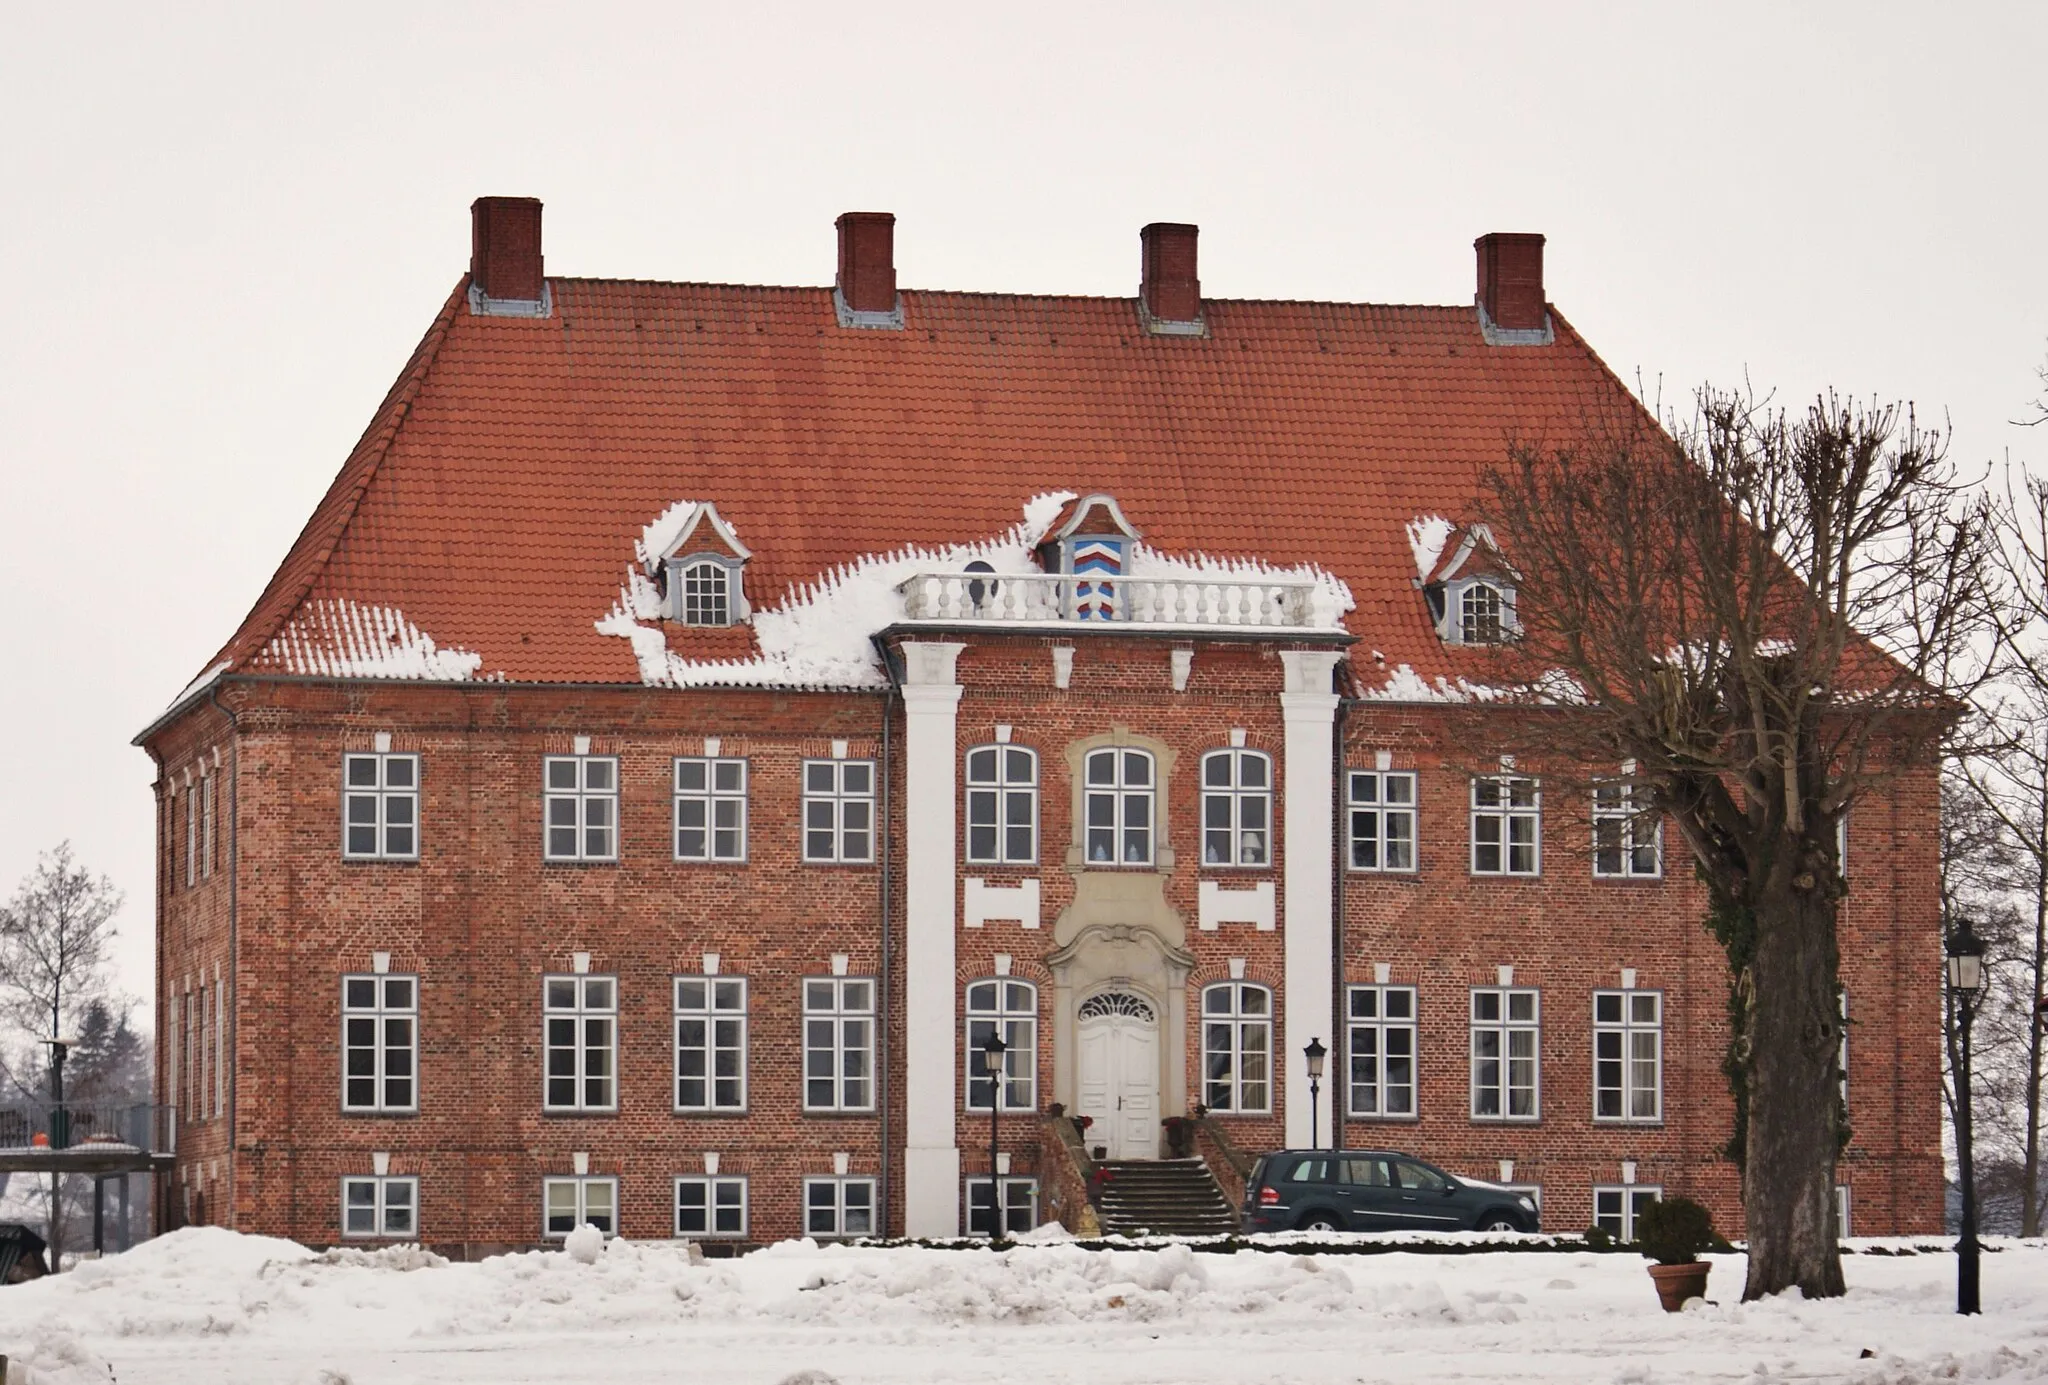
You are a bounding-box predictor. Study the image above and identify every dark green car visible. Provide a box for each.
[1243,1149,1540,1234]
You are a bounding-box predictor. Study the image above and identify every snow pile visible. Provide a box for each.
[1406,515,1455,580]
[266,600,490,681]
[597,492,1355,690]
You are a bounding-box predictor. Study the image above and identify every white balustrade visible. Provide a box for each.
[897,572,1321,629]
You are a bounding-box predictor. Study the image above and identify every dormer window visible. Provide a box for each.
[1460,582,1507,644]
[1419,522,1519,646]
[1037,493,1142,623]
[642,501,752,628]
[679,559,732,627]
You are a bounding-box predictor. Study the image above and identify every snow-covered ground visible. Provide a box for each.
[1,1229,2042,1384]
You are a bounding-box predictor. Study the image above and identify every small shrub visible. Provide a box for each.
[1635,1196,1718,1266]
[1582,1225,1615,1250]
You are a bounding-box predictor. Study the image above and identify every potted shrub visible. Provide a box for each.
[1635,1196,1719,1311]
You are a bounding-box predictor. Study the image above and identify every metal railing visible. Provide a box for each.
[0,1101,176,1155]
[898,571,1323,629]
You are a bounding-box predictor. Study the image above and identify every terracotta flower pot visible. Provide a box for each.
[1647,1261,1711,1312]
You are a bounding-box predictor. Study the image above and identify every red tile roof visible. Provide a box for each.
[197,276,1649,693]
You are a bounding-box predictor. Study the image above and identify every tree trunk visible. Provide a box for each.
[2025,804,2047,1239]
[1740,881,1846,1300]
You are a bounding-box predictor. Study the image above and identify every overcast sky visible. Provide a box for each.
[2,2,2042,1014]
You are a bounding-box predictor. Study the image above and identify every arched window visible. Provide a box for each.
[1201,982,1272,1113]
[966,745,1038,864]
[966,979,1037,1111]
[1084,748,1154,865]
[1460,582,1505,644]
[1201,749,1271,866]
[680,559,732,627]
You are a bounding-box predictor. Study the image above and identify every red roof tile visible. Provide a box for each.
[201,276,1650,692]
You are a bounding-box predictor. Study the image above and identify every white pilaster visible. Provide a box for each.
[1279,649,1345,1149]
[900,641,966,1236]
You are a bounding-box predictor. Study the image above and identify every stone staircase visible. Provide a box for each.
[1093,1158,1238,1237]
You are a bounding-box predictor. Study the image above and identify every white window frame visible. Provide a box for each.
[200,772,216,880]
[804,1175,877,1238]
[1200,748,1272,868]
[965,1176,1039,1238]
[543,974,618,1112]
[213,979,227,1118]
[1470,775,1541,876]
[1347,984,1418,1119]
[1459,581,1509,644]
[1592,771,1661,879]
[673,757,748,863]
[1347,769,1418,872]
[673,976,747,1112]
[1593,989,1663,1123]
[678,558,733,627]
[543,755,618,863]
[342,973,418,1113]
[543,1175,618,1238]
[1200,982,1273,1113]
[198,981,211,1123]
[343,752,421,861]
[1592,1184,1662,1242]
[1835,1184,1851,1237]
[341,1174,418,1239]
[966,979,1037,1112]
[1083,747,1156,867]
[802,759,875,864]
[1469,987,1540,1121]
[674,1175,748,1238]
[185,784,197,887]
[965,744,1039,865]
[803,977,876,1112]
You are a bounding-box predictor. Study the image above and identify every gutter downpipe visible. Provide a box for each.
[207,683,241,1227]
[873,637,903,1234]
[143,743,168,1236]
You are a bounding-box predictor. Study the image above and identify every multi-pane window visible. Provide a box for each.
[185,785,197,887]
[1084,748,1154,866]
[1593,990,1662,1121]
[543,1176,617,1237]
[1592,1185,1661,1242]
[674,976,746,1111]
[1471,776,1540,876]
[343,753,420,860]
[680,560,731,627]
[674,757,747,862]
[543,755,618,862]
[1470,988,1540,1120]
[1347,985,1417,1118]
[1201,749,1272,867]
[966,745,1038,864]
[1347,770,1417,872]
[966,1177,1038,1237]
[200,773,216,880]
[183,990,197,1121]
[1593,775,1661,878]
[544,975,618,1111]
[198,982,211,1122]
[341,1175,417,1238]
[1201,982,1273,1113]
[214,981,227,1118]
[803,977,875,1111]
[342,974,418,1112]
[802,760,875,863]
[674,1176,747,1238]
[804,1176,877,1237]
[966,979,1037,1111]
[1460,582,1507,643]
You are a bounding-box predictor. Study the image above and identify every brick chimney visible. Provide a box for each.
[836,212,897,316]
[1140,222,1201,325]
[470,197,545,303]
[1474,233,1546,333]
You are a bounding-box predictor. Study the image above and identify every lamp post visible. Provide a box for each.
[979,1031,1009,1240]
[1946,921,1990,1316]
[1303,1037,1327,1150]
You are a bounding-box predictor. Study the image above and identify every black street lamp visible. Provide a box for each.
[1947,920,1990,1316]
[1303,1037,1327,1150]
[979,1031,1009,1240]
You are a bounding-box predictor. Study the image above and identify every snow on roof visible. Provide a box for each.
[1405,516,1454,582]
[265,600,492,682]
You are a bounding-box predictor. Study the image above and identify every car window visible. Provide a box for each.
[1396,1160,1450,1191]
[1340,1157,1391,1187]
[1285,1157,1333,1183]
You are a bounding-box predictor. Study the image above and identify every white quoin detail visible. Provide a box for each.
[1279,648,1345,1150]
[900,640,966,1236]
[1198,880,1276,932]
[963,877,1041,929]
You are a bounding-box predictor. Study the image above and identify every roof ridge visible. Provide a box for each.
[200,278,468,680]
[550,276,1474,313]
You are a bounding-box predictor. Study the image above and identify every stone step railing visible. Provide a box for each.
[899,572,1320,628]
[1039,1110,1103,1236]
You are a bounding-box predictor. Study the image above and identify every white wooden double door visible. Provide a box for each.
[1074,990,1160,1160]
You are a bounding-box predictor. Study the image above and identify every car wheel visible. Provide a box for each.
[1297,1213,1342,1233]
[1477,1213,1522,1233]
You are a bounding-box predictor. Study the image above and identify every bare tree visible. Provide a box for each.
[1479,388,1993,1299]
[0,843,126,1265]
